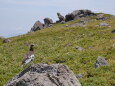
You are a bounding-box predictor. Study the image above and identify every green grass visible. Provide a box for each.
[0,14,115,86]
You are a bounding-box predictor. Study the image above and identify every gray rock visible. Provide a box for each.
[95,56,108,68]
[44,18,53,27]
[99,22,109,26]
[61,21,65,24]
[57,13,65,23]
[112,29,115,33]
[69,22,85,27]
[75,46,84,51]
[65,10,96,22]
[76,73,83,78]
[65,13,74,22]
[3,39,12,43]
[97,14,105,20]
[97,14,111,20]
[31,21,44,32]
[5,63,81,86]
[111,84,115,86]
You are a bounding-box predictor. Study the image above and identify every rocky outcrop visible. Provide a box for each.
[95,56,108,68]
[44,18,53,27]
[65,10,96,22]
[31,21,44,32]
[5,63,81,86]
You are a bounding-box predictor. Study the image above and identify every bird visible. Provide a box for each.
[21,44,35,67]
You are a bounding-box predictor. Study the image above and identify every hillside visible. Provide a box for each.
[0,13,115,86]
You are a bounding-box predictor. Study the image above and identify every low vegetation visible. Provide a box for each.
[0,14,115,86]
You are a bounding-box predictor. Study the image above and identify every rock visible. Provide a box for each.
[64,43,73,47]
[112,29,115,33]
[3,39,12,43]
[69,22,85,27]
[76,73,83,79]
[5,63,81,86]
[65,25,69,27]
[96,14,111,20]
[57,13,65,23]
[75,46,84,51]
[65,13,74,22]
[65,10,96,22]
[61,20,65,24]
[44,18,53,27]
[111,84,115,86]
[96,14,105,20]
[99,22,109,26]
[95,56,108,68]
[31,21,44,32]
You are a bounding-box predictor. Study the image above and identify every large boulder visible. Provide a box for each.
[57,13,65,23]
[5,63,81,86]
[44,18,53,27]
[95,56,108,68]
[65,13,74,22]
[65,10,96,22]
[31,21,44,32]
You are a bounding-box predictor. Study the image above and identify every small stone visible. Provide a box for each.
[76,73,83,78]
[75,46,84,51]
[3,39,12,43]
[61,21,65,24]
[99,22,109,26]
[65,25,69,27]
[112,29,115,33]
[95,56,108,68]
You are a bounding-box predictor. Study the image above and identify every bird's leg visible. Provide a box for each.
[30,62,34,71]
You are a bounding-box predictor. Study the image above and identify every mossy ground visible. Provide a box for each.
[0,14,115,86]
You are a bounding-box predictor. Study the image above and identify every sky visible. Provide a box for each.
[0,0,115,38]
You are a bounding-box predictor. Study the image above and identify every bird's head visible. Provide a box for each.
[30,44,34,47]
[30,44,34,51]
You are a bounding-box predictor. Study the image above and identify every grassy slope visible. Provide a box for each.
[0,14,115,86]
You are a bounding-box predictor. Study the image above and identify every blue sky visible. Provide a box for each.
[0,0,115,38]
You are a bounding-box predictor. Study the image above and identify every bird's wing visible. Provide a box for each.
[22,51,34,64]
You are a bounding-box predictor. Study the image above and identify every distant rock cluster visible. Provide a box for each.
[30,9,97,32]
